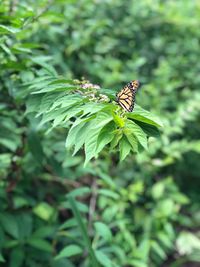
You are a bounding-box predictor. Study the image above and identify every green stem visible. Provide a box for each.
[68,196,100,267]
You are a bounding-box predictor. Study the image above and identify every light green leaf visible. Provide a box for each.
[81,102,108,116]
[92,111,113,129]
[0,24,20,34]
[176,231,200,255]
[127,105,163,127]
[151,240,167,259]
[123,131,138,152]
[125,120,148,149]
[73,121,92,155]
[65,119,88,149]
[95,250,112,267]
[67,187,91,198]
[55,245,83,260]
[25,95,41,114]
[38,92,65,115]
[33,202,55,221]
[49,94,82,111]
[59,218,77,230]
[136,121,161,138]
[0,253,5,262]
[157,232,173,249]
[63,200,89,213]
[27,238,52,252]
[98,189,119,200]
[84,127,100,166]
[151,182,165,199]
[129,260,148,267]
[32,84,78,94]
[119,136,131,161]
[94,222,112,241]
[96,122,115,153]
[110,130,123,149]
[84,113,112,165]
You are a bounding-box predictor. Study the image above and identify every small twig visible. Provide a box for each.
[9,0,18,15]
[43,164,81,188]
[23,0,54,29]
[88,179,98,234]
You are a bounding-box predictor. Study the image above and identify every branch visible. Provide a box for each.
[88,179,98,234]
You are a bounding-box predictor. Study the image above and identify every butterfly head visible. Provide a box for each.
[131,80,140,90]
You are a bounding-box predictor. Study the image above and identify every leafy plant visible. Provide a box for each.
[26,75,162,165]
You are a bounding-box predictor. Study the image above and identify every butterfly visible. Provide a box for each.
[116,80,140,112]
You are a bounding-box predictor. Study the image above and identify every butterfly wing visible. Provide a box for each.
[116,80,140,112]
[116,85,135,112]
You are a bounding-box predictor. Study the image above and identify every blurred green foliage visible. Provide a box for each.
[0,0,200,267]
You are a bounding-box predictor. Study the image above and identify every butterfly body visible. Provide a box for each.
[116,80,140,112]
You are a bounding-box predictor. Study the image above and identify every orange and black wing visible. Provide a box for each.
[116,80,140,112]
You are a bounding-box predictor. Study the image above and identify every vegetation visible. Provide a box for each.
[0,1,200,267]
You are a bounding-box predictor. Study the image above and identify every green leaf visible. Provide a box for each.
[0,253,5,263]
[27,130,44,165]
[125,120,148,149]
[9,247,24,267]
[0,213,19,239]
[67,187,91,198]
[55,245,83,260]
[0,24,20,34]
[33,202,55,221]
[151,240,167,259]
[98,189,119,200]
[62,200,89,213]
[110,130,123,149]
[38,107,66,126]
[32,83,78,94]
[95,250,112,267]
[72,121,92,155]
[127,105,163,127]
[94,222,112,241]
[123,131,138,152]
[32,226,55,238]
[84,127,102,166]
[119,136,131,161]
[68,197,99,266]
[0,153,11,170]
[135,121,161,138]
[129,260,148,267]
[49,94,82,111]
[65,118,88,149]
[31,56,57,76]
[84,112,112,166]
[38,92,65,115]
[176,231,200,255]
[151,182,165,199]
[27,238,52,252]
[92,111,113,129]
[96,122,115,153]
[62,105,83,122]
[81,102,108,116]
[157,232,173,249]
[137,239,150,261]
[59,218,77,230]
[26,95,41,114]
